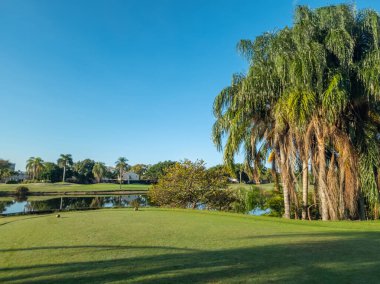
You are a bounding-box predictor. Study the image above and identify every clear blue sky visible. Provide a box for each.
[1,0,379,170]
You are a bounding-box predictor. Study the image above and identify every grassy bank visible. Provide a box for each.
[228,182,274,191]
[1,208,380,283]
[0,183,150,193]
[0,182,273,194]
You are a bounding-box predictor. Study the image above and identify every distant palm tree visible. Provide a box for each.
[57,154,73,183]
[115,157,128,189]
[92,162,107,183]
[26,157,45,181]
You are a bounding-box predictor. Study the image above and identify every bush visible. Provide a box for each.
[202,189,237,211]
[266,193,284,217]
[130,199,140,210]
[15,186,29,196]
[148,160,229,209]
[232,187,267,214]
[6,180,19,184]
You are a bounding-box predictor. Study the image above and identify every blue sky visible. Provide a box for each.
[1,0,379,170]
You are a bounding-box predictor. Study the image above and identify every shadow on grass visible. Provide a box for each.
[1,231,380,283]
[0,215,51,227]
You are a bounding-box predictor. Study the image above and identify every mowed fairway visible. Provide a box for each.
[1,209,380,283]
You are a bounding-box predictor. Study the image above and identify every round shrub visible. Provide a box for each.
[15,186,30,196]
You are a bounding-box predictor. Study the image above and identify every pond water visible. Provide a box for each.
[0,195,270,216]
[0,195,147,215]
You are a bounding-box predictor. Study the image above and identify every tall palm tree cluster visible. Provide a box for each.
[26,157,45,181]
[25,155,116,184]
[213,4,380,220]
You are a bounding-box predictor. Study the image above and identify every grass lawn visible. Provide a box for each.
[0,182,273,194]
[0,183,150,193]
[228,182,275,191]
[1,209,380,283]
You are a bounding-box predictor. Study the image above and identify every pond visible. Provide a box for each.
[0,195,270,216]
[0,195,148,215]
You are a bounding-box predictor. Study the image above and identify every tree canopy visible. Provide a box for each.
[213,4,380,220]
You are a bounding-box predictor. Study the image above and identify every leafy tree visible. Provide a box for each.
[130,164,148,179]
[207,164,232,177]
[40,162,61,183]
[57,154,73,183]
[115,157,129,189]
[0,160,14,181]
[148,160,230,209]
[92,162,107,183]
[144,161,176,182]
[72,159,95,184]
[26,157,45,180]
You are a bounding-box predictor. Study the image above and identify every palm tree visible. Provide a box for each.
[213,4,380,220]
[26,157,45,181]
[92,162,107,183]
[57,154,73,183]
[115,157,128,189]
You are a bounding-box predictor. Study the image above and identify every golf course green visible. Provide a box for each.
[1,208,380,283]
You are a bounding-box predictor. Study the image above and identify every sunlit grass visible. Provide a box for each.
[0,183,150,193]
[1,208,380,283]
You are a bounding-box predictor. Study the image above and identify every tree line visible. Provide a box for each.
[1,156,179,184]
[213,4,380,220]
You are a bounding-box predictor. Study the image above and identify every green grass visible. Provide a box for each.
[0,182,272,194]
[228,182,275,191]
[1,208,380,283]
[0,183,150,193]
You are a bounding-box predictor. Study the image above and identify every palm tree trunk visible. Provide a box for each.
[239,171,242,183]
[302,159,308,220]
[318,140,329,221]
[62,165,66,183]
[338,168,345,219]
[279,145,291,219]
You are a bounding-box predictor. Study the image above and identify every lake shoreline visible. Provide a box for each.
[0,190,148,197]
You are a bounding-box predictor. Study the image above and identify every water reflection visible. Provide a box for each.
[1,195,147,215]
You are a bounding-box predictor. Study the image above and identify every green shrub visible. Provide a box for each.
[202,189,237,211]
[15,186,30,196]
[6,180,19,184]
[266,193,284,217]
[148,160,228,209]
[232,187,267,214]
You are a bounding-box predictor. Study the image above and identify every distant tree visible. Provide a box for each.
[57,154,73,183]
[115,157,128,189]
[130,164,148,179]
[26,157,45,180]
[207,164,231,176]
[0,159,11,170]
[92,162,107,183]
[40,162,61,183]
[144,161,176,182]
[148,160,230,209]
[0,159,13,181]
[73,159,95,184]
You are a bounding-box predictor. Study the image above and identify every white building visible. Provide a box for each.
[103,166,139,182]
[122,172,139,181]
